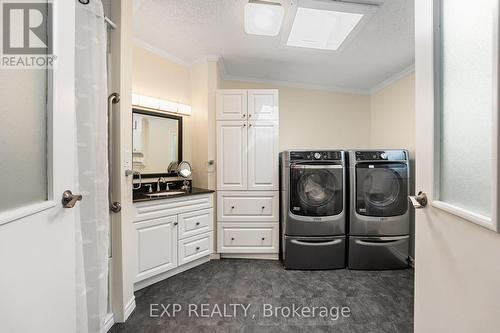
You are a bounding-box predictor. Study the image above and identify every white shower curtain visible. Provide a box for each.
[75,1,110,332]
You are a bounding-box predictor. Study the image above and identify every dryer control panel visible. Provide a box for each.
[290,151,342,161]
[355,151,407,161]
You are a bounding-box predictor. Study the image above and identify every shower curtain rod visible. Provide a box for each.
[104,16,117,30]
[78,0,117,30]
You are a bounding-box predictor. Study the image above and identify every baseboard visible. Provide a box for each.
[124,296,136,321]
[210,253,221,260]
[221,253,279,260]
[134,256,211,291]
[103,313,114,333]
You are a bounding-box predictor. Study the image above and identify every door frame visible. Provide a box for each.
[423,0,500,232]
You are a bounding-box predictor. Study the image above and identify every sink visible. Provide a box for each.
[145,191,186,197]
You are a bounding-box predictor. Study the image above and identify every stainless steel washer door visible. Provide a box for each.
[290,164,344,217]
[356,163,408,217]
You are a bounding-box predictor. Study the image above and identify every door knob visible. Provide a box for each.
[409,191,428,209]
[62,190,82,208]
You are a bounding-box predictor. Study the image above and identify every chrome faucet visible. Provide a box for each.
[157,177,166,192]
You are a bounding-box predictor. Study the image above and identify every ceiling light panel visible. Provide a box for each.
[284,0,379,51]
[245,1,285,36]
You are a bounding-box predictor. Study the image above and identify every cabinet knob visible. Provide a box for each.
[242,114,246,118]
[174,222,178,226]
[262,206,265,209]
[196,222,200,226]
[243,124,246,127]
[249,114,252,118]
[196,247,200,251]
[231,237,235,241]
[261,237,265,241]
[249,124,252,127]
[231,206,235,209]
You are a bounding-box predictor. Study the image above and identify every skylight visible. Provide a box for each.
[287,7,364,51]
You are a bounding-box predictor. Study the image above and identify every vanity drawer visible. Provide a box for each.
[178,208,214,239]
[178,232,213,265]
[134,193,213,222]
[217,191,279,221]
[217,223,279,253]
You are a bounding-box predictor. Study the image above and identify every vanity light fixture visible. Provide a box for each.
[285,0,378,51]
[132,94,192,116]
[244,0,285,36]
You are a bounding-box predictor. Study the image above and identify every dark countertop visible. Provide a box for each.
[133,187,215,203]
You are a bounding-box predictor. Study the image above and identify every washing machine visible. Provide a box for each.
[348,149,410,270]
[280,150,347,270]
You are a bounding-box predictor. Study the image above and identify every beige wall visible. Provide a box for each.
[132,45,220,188]
[370,73,416,155]
[222,81,372,151]
[133,46,190,104]
[189,61,209,188]
[132,45,192,170]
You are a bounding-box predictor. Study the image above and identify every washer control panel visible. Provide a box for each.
[290,151,342,161]
[355,151,407,161]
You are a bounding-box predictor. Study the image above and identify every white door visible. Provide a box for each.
[247,121,279,191]
[414,1,500,332]
[248,89,279,120]
[216,89,248,120]
[217,121,248,190]
[0,1,78,333]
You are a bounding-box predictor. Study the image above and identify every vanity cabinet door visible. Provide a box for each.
[216,90,248,120]
[217,121,248,191]
[248,90,279,120]
[135,216,178,282]
[247,121,279,191]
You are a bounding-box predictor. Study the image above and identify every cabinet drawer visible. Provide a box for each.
[217,191,279,221]
[134,193,213,222]
[178,208,213,239]
[217,223,279,253]
[178,232,213,265]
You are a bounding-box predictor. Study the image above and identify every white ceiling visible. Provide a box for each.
[133,0,415,94]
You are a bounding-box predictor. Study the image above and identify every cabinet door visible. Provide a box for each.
[135,216,178,282]
[248,121,279,190]
[248,89,279,120]
[217,121,248,190]
[216,90,248,120]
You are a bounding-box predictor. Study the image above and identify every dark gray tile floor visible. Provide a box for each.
[110,259,414,333]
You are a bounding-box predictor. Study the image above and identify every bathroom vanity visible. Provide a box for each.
[130,107,215,290]
[133,189,215,290]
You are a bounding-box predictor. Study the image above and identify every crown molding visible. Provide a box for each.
[133,38,414,96]
[221,73,371,95]
[134,38,192,67]
[369,64,415,94]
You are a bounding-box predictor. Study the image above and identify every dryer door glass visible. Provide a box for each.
[356,163,408,217]
[290,164,344,217]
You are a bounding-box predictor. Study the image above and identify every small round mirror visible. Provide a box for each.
[177,161,192,178]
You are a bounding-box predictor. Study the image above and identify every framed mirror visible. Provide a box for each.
[132,108,183,178]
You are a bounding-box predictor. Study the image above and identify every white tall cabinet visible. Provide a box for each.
[216,89,279,258]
